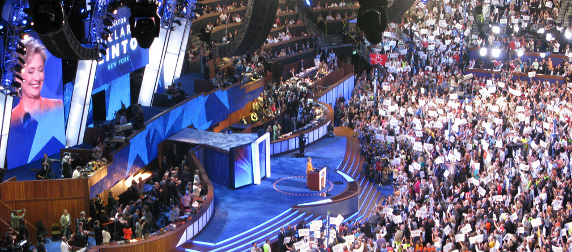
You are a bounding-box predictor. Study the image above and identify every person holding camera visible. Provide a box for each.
[136,218,145,238]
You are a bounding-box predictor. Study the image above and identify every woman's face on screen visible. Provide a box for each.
[21,52,45,100]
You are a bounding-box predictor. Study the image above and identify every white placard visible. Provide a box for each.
[531,218,542,228]
[298,228,310,237]
[439,20,447,27]
[532,160,541,169]
[455,234,465,242]
[461,224,472,234]
[393,215,403,223]
[411,230,421,237]
[450,93,458,100]
[414,142,423,151]
[528,71,536,78]
[443,225,452,235]
[424,143,434,150]
[478,187,486,196]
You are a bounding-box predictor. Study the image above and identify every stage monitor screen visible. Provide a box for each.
[93,7,150,89]
[7,32,65,169]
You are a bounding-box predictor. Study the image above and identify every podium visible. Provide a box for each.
[308,167,327,191]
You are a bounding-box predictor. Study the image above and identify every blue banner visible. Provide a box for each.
[93,7,150,89]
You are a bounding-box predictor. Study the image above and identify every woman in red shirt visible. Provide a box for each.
[123,224,133,240]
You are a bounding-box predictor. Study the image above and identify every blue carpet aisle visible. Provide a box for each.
[192,136,347,243]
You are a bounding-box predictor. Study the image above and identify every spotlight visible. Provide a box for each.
[538,28,545,34]
[80,8,85,13]
[479,47,487,56]
[492,26,500,34]
[32,0,65,34]
[22,34,29,40]
[517,49,524,57]
[11,81,21,88]
[357,0,389,45]
[306,0,311,6]
[0,25,3,29]
[129,0,161,49]
[491,48,501,58]
[113,9,118,15]
[22,19,27,25]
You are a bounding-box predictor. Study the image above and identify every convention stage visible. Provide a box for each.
[192,135,348,244]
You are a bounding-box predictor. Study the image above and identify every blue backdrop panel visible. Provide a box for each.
[229,144,253,189]
[204,148,229,187]
[93,7,149,90]
[90,83,263,197]
[7,32,65,169]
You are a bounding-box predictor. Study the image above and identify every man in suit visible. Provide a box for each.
[298,59,305,72]
[278,227,286,252]
[287,68,296,79]
[94,220,103,245]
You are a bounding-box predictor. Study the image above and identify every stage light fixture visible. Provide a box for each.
[129,0,161,49]
[32,0,65,34]
[22,34,29,40]
[357,0,389,45]
[306,0,311,6]
[491,48,501,58]
[479,48,487,56]
[11,81,21,88]
[14,64,23,73]
[16,48,26,55]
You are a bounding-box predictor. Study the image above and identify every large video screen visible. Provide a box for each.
[93,7,150,90]
[7,33,65,169]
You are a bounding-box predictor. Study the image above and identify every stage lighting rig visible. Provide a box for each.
[357,0,388,45]
[357,0,416,45]
[129,0,161,49]
[31,0,65,34]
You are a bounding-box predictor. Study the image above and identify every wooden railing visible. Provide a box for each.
[0,200,38,245]
[0,177,90,246]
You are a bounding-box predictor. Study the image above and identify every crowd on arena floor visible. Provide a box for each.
[265,0,572,251]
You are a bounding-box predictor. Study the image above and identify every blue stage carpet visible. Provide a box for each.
[192,136,347,243]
